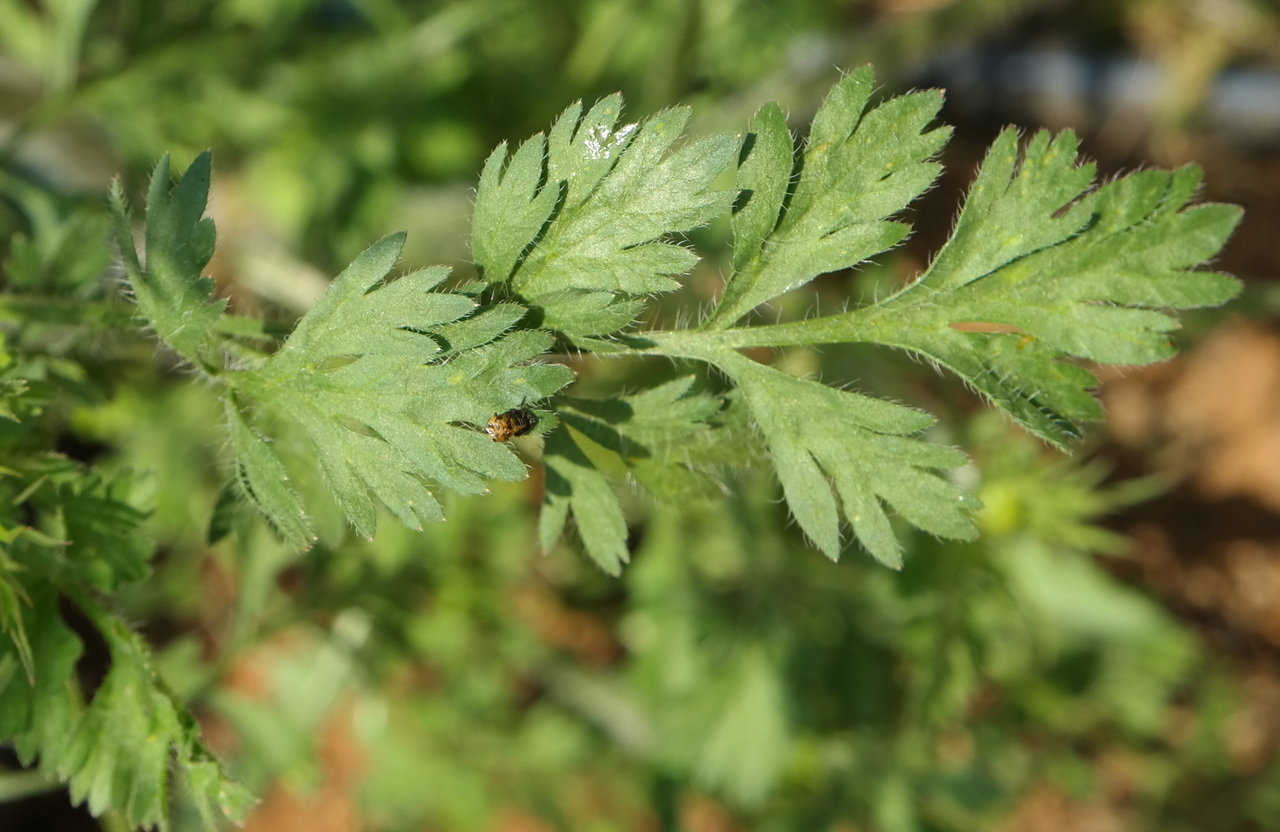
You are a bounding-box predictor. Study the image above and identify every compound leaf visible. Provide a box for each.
[540,377,725,573]
[57,619,253,831]
[230,233,573,541]
[710,349,977,567]
[707,67,950,329]
[473,95,739,337]
[845,129,1242,447]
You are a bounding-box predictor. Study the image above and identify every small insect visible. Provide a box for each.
[485,408,538,442]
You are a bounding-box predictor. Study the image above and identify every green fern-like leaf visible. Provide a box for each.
[473,96,739,337]
[634,70,1239,561]
[116,67,1238,573]
[541,377,724,573]
[110,152,226,368]
[227,233,573,543]
[0,471,249,832]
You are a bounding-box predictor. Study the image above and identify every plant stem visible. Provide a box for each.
[638,306,888,358]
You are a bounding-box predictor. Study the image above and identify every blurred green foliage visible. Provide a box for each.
[2,1,1278,831]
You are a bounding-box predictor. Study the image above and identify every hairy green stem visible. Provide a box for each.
[636,307,888,358]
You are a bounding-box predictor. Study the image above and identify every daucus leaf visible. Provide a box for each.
[472,95,739,337]
[709,349,977,568]
[228,233,573,542]
[541,426,631,576]
[706,67,950,329]
[520,66,1236,568]
[110,153,227,367]
[0,469,249,832]
[56,611,252,831]
[540,378,725,573]
[472,132,558,284]
[817,129,1242,447]
[111,66,1238,585]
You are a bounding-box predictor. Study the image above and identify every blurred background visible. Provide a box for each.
[3,0,1280,830]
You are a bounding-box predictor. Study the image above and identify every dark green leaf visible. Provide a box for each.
[541,378,727,571]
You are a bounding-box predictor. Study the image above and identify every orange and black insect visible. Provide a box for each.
[485,408,538,442]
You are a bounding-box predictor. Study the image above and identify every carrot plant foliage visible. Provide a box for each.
[0,66,1240,829]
